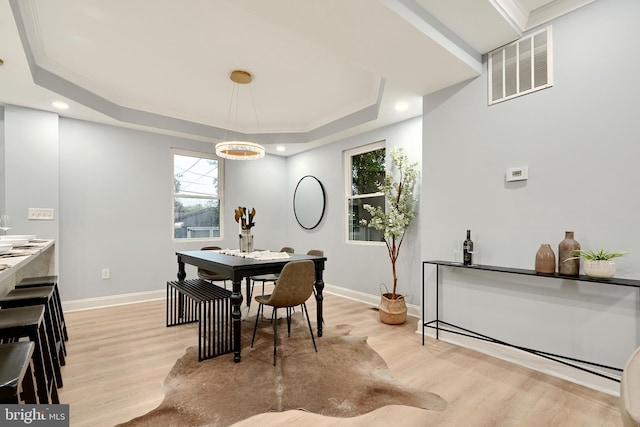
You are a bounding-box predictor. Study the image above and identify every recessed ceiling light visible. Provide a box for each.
[394,102,409,112]
[276,146,286,152]
[52,101,69,110]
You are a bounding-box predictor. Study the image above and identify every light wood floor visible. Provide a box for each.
[58,290,622,427]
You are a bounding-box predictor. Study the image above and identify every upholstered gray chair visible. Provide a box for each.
[251,260,317,365]
[621,346,640,427]
[306,249,323,257]
[197,246,230,288]
[249,247,294,298]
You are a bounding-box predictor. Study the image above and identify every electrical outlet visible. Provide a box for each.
[101,268,110,279]
[28,208,55,220]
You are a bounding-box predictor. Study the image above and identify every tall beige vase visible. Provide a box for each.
[558,231,580,276]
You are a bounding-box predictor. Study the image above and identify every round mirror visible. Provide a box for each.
[293,175,325,230]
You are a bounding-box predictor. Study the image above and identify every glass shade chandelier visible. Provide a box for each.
[215,70,265,160]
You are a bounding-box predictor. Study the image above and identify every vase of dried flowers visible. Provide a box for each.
[235,206,256,253]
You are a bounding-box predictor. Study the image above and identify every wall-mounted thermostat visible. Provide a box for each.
[506,166,528,182]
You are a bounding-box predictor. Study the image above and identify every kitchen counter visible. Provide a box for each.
[0,240,55,296]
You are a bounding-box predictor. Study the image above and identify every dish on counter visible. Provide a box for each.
[0,243,13,254]
[1,234,36,241]
[0,238,28,247]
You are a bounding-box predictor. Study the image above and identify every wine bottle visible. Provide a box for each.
[463,230,473,266]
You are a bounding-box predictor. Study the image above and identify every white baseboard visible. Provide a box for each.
[420,326,621,396]
[323,283,421,318]
[62,289,166,312]
[62,283,422,317]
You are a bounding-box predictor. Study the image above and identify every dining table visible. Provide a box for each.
[176,249,327,362]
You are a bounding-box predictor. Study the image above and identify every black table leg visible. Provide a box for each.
[314,268,324,337]
[176,260,187,318]
[245,277,251,307]
[231,278,243,362]
[177,260,186,281]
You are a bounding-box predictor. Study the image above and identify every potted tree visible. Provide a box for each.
[360,147,418,324]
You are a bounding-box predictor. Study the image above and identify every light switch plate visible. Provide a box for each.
[506,166,528,182]
[28,208,55,220]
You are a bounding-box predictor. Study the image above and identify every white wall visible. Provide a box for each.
[57,118,287,301]
[421,0,640,392]
[286,117,422,305]
[3,107,419,305]
[4,106,59,240]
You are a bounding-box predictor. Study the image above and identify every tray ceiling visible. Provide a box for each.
[0,0,596,154]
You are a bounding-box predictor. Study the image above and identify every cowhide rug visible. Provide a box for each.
[118,314,446,426]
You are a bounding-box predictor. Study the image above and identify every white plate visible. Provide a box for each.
[0,238,28,246]
[1,235,36,241]
[0,243,12,254]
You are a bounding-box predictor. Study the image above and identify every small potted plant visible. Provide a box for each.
[572,249,627,278]
[360,147,418,324]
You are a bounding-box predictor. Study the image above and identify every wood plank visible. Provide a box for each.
[58,290,621,426]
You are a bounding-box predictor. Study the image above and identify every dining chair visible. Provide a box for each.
[251,260,317,365]
[249,247,294,299]
[197,246,230,289]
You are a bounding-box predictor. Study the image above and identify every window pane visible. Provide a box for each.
[351,148,385,196]
[174,197,220,239]
[174,155,219,197]
[348,196,384,242]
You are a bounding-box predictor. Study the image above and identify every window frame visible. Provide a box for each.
[171,148,224,242]
[344,140,386,245]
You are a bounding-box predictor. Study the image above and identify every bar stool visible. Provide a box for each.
[0,305,59,404]
[17,275,67,341]
[0,286,65,388]
[0,342,38,404]
[2,285,66,356]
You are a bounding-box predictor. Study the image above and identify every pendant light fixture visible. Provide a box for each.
[215,70,265,160]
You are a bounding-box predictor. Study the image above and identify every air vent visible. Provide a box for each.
[489,27,553,105]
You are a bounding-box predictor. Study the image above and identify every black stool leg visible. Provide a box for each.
[42,305,63,387]
[21,359,38,403]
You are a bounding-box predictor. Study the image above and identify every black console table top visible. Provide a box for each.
[424,260,640,288]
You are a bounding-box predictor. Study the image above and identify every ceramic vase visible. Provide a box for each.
[239,229,254,253]
[558,231,580,276]
[584,260,616,278]
[535,244,556,273]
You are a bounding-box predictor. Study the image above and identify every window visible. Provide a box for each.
[345,141,385,243]
[172,149,223,240]
[488,27,553,104]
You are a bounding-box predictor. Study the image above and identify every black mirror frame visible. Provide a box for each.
[293,175,326,230]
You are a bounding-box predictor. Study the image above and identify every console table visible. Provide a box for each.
[422,260,640,382]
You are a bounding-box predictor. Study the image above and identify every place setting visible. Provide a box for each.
[0,229,42,259]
